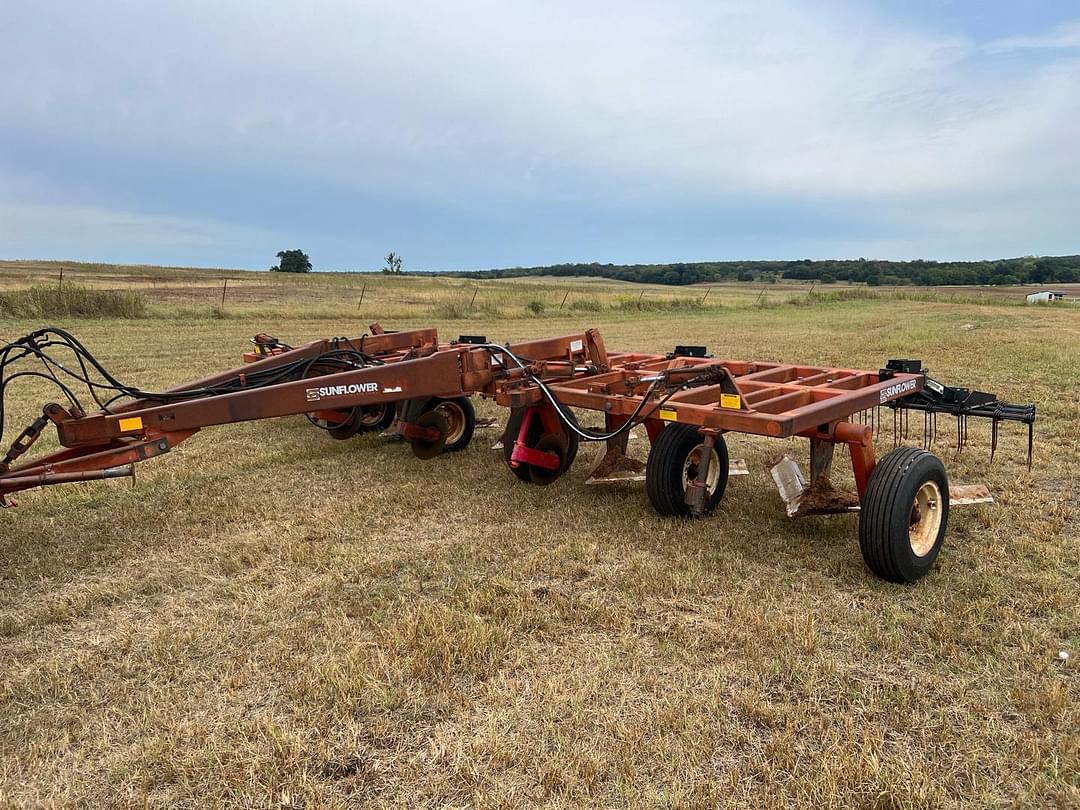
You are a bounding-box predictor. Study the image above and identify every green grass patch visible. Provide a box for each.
[0,285,147,319]
[612,294,705,312]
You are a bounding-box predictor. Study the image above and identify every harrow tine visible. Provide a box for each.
[1028,420,1034,470]
[990,415,998,464]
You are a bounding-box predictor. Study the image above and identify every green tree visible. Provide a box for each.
[383,252,403,274]
[270,249,312,273]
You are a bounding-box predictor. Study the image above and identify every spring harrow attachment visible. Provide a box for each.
[879,359,1036,469]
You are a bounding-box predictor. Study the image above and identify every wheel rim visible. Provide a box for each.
[908,480,943,557]
[434,401,466,445]
[357,404,388,427]
[682,445,721,495]
[410,411,449,459]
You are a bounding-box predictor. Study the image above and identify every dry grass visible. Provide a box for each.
[5,259,1073,323]
[0,266,1077,807]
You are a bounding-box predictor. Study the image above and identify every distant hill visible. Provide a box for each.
[449,255,1080,287]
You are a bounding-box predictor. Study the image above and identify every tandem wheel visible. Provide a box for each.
[858,447,950,583]
[427,397,476,453]
[407,397,477,459]
[310,403,396,439]
[355,403,397,433]
[307,408,364,439]
[501,406,580,485]
[645,424,729,517]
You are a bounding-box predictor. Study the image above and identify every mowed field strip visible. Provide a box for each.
[0,265,1077,806]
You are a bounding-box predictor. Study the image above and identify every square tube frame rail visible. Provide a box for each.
[0,326,921,500]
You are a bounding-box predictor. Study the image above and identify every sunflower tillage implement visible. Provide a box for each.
[0,325,1035,583]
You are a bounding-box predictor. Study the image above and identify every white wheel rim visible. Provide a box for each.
[682,445,720,495]
[435,402,466,444]
[909,480,943,557]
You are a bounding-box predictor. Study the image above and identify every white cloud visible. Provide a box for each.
[0,1,1078,262]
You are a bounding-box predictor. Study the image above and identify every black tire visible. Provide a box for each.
[529,433,568,486]
[502,408,538,481]
[549,408,579,472]
[309,408,363,440]
[409,410,449,460]
[426,397,476,452]
[858,447,949,583]
[355,403,396,433]
[501,406,580,483]
[646,424,729,517]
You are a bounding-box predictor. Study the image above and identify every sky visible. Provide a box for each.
[1,0,1078,270]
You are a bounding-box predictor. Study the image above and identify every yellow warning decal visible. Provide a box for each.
[658,408,678,422]
[720,393,742,410]
[118,416,144,432]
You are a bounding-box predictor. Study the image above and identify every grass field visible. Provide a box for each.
[0,264,1077,807]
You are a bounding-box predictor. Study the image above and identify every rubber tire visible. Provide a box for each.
[409,410,450,460]
[502,408,538,481]
[311,408,363,440]
[646,424,729,517]
[425,397,476,452]
[501,406,580,483]
[528,434,567,486]
[858,447,949,583]
[355,403,396,433]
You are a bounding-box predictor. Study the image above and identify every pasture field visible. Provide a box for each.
[0,264,1077,807]
[4,259,1077,321]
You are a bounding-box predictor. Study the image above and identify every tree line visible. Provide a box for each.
[450,255,1080,287]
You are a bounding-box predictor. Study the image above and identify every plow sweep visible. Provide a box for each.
[1,324,1036,583]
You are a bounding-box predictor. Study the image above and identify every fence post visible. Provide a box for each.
[59,268,64,295]
[700,286,711,305]
[559,290,570,310]
[358,282,366,307]
[469,286,479,308]
[221,279,228,307]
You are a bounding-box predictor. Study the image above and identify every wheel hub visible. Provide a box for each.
[908,480,942,557]
[682,445,720,496]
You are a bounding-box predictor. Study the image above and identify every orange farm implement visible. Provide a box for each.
[1,325,1034,583]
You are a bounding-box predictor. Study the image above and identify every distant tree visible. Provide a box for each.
[383,252,403,274]
[737,270,754,282]
[270,249,312,273]
[434,253,1080,288]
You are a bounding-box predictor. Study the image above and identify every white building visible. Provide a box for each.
[1026,290,1067,303]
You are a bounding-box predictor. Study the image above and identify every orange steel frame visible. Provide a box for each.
[0,326,920,500]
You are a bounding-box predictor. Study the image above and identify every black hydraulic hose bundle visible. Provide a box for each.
[477,343,712,443]
[0,327,382,450]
